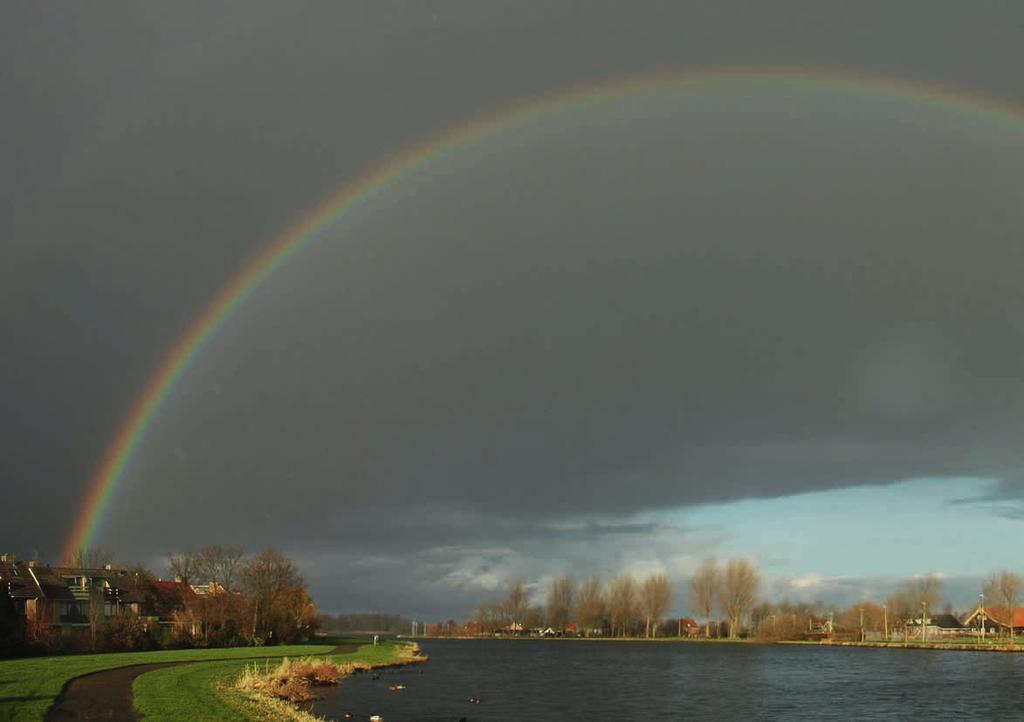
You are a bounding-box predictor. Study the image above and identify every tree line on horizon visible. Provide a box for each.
[428,563,1024,643]
[465,560,761,640]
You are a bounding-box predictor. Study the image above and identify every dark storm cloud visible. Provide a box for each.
[106,92,1024,545]
[4,2,1024,614]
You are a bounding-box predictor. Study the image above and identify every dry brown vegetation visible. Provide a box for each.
[236,656,367,703]
[235,643,426,707]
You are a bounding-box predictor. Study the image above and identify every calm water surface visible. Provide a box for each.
[313,638,1024,721]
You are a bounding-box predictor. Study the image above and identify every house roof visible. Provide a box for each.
[54,566,146,603]
[679,617,699,627]
[0,559,43,599]
[929,613,963,629]
[982,607,1024,628]
[962,606,1024,628]
[30,566,77,602]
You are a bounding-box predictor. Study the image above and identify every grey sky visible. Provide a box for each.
[3,1,1024,618]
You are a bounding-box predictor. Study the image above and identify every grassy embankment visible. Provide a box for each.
[136,640,418,722]
[0,639,415,722]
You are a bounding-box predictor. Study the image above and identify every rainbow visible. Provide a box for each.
[61,66,1024,563]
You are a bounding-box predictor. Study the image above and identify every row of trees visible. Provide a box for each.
[164,545,318,647]
[688,558,761,639]
[460,562,1020,642]
[474,572,676,638]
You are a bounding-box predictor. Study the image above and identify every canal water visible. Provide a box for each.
[312,638,1024,721]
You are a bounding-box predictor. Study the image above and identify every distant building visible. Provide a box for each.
[962,606,1024,635]
[905,612,964,638]
[678,617,700,637]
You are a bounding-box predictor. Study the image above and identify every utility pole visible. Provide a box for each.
[921,601,928,643]
[980,593,986,642]
[883,604,888,642]
[860,606,865,642]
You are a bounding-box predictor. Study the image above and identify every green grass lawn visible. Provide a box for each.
[132,640,414,722]
[0,643,332,722]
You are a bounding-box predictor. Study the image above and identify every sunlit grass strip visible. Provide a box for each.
[0,644,333,722]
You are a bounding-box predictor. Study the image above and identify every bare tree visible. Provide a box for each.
[242,548,305,640]
[195,545,246,591]
[984,570,1023,643]
[168,550,200,584]
[70,547,114,569]
[547,576,576,632]
[640,574,674,638]
[719,559,760,639]
[608,575,637,637]
[903,575,943,611]
[576,576,606,636]
[689,559,718,638]
[890,575,944,638]
[523,605,545,629]
[502,578,529,626]
[474,601,503,634]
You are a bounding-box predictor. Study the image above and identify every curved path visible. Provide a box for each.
[45,644,359,721]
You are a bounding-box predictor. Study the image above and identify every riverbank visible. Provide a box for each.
[232,641,426,722]
[418,635,1024,653]
[821,639,1024,652]
[0,638,422,721]
[415,634,755,643]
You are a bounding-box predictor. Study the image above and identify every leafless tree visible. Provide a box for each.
[640,574,674,638]
[608,575,637,637]
[547,576,576,632]
[196,545,246,591]
[168,550,200,584]
[889,575,943,638]
[984,570,1023,643]
[474,601,504,633]
[719,559,760,639]
[242,547,305,640]
[576,576,606,636]
[903,575,943,611]
[502,578,529,626]
[689,559,718,638]
[70,547,114,569]
[87,580,106,651]
[523,604,545,629]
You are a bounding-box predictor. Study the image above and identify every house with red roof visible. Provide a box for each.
[678,617,701,637]
[962,606,1024,635]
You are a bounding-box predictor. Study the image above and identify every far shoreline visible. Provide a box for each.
[412,635,1024,652]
